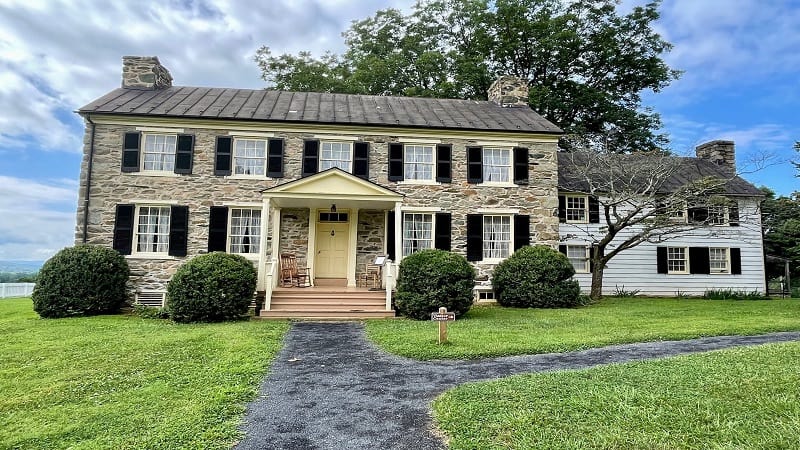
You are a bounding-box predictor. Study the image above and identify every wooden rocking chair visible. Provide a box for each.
[280,253,310,287]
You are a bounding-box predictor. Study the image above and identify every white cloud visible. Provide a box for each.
[0,176,77,261]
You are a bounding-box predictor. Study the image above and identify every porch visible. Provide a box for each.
[259,283,395,319]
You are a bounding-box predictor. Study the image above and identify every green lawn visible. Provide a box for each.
[366,297,800,359]
[433,342,800,449]
[0,298,288,450]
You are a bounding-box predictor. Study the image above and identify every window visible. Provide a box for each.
[233,138,267,176]
[566,245,590,273]
[229,209,261,254]
[566,195,588,223]
[402,213,433,256]
[665,200,687,222]
[709,247,729,274]
[142,134,177,171]
[135,206,171,253]
[667,247,688,274]
[708,206,728,225]
[404,145,435,181]
[483,215,511,259]
[320,141,352,172]
[319,212,349,222]
[482,148,511,182]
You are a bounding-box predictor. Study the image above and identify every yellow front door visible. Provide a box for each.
[315,222,349,278]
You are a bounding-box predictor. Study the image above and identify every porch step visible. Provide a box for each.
[272,292,385,301]
[313,278,347,287]
[259,309,396,319]
[271,302,386,311]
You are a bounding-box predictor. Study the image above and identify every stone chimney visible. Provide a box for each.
[122,56,173,89]
[488,76,529,107]
[695,140,736,173]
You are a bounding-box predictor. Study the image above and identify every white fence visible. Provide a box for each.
[0,283,35,298]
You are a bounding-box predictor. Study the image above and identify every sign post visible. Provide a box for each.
[430,306,456,344]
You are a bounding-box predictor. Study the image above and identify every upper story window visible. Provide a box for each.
[233,139,267,176]
[142,134,177,172]
[483,215,511,260]
[707,206,728,225]
[566,195,588,223]
[402,213,433,256]
[229,208,261,254]
[404,145,435,181]
[135,205,171,254]
[482,148,511,183]
[320,141,352,172]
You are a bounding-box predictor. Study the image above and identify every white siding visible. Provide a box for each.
[559,198,765,296]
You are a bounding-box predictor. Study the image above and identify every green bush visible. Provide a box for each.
[492,245,581,308]
[395,249,476,320]
[702,289,767,300]
[166,252,256,323]
[132,304,171,319]
[32,245,130,318]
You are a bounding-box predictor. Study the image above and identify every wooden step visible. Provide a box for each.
[270,303,387,311]
[271,298,386,306]
[259,309,395,319]
[313,278,347,287]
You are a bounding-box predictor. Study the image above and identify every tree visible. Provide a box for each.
[761,187,800,281]
[254,0,679,152]
[559,149,753,299]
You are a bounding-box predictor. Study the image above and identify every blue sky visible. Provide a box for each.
[0,0,798,262]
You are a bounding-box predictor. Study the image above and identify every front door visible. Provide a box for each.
[315,221,349,278]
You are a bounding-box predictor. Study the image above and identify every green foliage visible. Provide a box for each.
[132,304,171,319]
[254,0,677,152]
[612,284,641,297]
[0,271,37,282]
[703,289,767,300]
[394,249,476,320]
[31,245,129,318]
[760,187,800,280]
[492,245,581,308]
[166,252,256,323]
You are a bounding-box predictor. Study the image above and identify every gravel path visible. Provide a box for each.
[235,323,800,450]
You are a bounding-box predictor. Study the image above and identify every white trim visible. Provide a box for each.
[565,244,590,274]
[565,194,589,224]
[307,208,317,284]
[397,180,442,186]
[400,211,436,259]
[127,199,182,205]
[474,140,520,147]
[709,247,731,274]
[226,207,263,257]
[131,204,172,257]
[135,126,185,133]
[666,246,690,274]
[347,207,359,287]
[228,131,275,137]
[313,134,361,141]
[402,138,442,144]
[477,182,517,188]
[222,202,263,207]
[477,208,520,214]
[126,254,178,260]
[480,214,514,263]
[225,175,275,181]
[402,206,442,212]
[127,172,180,178]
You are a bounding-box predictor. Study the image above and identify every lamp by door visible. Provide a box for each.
[330,204,337,213]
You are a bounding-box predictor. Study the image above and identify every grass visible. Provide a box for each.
[433,342,800,449]
[366,297,800,359]
[0,298,289,450]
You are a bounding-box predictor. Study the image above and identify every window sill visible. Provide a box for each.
[397,180,441,186]
[232,253,261,261]
[225,175,275,180]
[477,182,517,188]
[565,220,589,225]
[127,171,181,178]
[666,271,689,275]
[126,254,179,260]
[479,258,508,264]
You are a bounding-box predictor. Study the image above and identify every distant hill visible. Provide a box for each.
[0,261,44,273]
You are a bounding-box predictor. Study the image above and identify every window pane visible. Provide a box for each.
[233,139,266,176]
[566,245,589,272]
[136,206,171,253]
[709,247,728,273]
[482,215,511,259]
[142,134,177,171]
[404,145,434,180]
[667,247,686,273]
[482,148,511,182]
[230,208,262,254]
[402,213,433,256]
[321,141,352,172]
[566,196,587,222]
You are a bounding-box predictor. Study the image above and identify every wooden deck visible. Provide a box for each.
[259,285,395,319]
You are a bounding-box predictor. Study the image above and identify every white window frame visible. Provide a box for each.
[133,204,171,256]
[708,206,730,225]
[403,144,435,182]
[709,247,730,274]
[228,208,262,258]
[402,212,434,257]
[565,195,588,224]
[482,215,513,262]
[141,133,177,173]
[320,141,353,172]
[232,138,268,177]
[667,246,689,274]
[481,147,512,184]
[666,200,688,223]
[566,245,590,273]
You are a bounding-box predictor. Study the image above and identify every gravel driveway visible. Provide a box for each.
[235,323,800,450]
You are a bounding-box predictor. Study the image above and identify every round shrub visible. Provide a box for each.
[32,245,130,318]
[394,249,476,320]
[167,252,256,323]
[492,245,581,308]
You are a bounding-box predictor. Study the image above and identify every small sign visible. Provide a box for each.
[431,312,456,321]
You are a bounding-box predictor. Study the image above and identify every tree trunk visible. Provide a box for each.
[590,264,604,300]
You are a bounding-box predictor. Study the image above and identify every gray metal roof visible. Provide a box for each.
[557,152,763,196]
[79,86,563,134]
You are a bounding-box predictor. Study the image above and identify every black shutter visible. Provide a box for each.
[688,206,708,223]
[656,247,668,274]
[267,139,284,178]
[513,147,529,185]
[436,145,452,183]
[353,142,369,179]
[174,134,194,174]
[558,245,567,255]
[168,206,189,257]
[467,147,483,183]
[513,215,530,251]
[689,247,710,274]
[302,140,319,177]
[731,248,742,274]
[121,132,141,172]
[588,196,600,223]
[208,206,229,252]
[558,195,566,223]
[728,203,739,226]
[388,143,404,181]
[112,204,135,255]
[214,136,232,176]
[386,211,396,261]
[466,214,483,261]
[434,212,452,251]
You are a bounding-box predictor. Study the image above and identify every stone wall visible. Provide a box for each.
[122,56,173,89]
[695,140,736,173]
[76,120,560,293]
[356,210,386,284]
[487,76,529,107]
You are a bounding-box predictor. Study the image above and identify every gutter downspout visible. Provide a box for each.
[82,115,96,243]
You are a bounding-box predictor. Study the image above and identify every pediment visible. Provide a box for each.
[264,168,402,199]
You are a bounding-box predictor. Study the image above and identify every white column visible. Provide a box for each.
[307,208,317,286]
[347,207,359,287]
[271,207,281,264]
[257,198,271,292]
[394,201,402,265]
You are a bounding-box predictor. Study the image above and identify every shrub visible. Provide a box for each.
[702,289,767,300]
[32,245,130,318]
[394,249,475,320]
[492,245,581,308]
[166,252,256,323]
[132,304,171,319]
